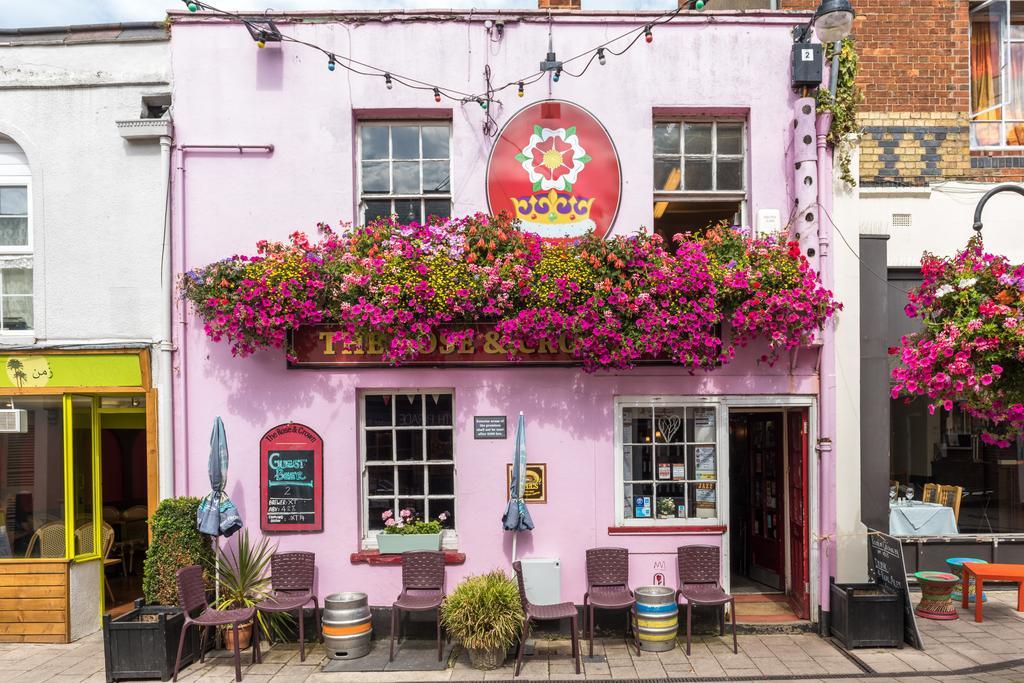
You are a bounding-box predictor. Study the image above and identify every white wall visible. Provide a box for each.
[0,38,170,343]
[861,182,1024,267]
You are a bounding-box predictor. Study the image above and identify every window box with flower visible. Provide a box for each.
[376,508,450,554]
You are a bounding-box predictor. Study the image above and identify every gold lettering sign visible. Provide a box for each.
[506,463,547,504]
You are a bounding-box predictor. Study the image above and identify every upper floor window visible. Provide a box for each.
[652,120,746,244]
[0,135,32,332]
[970,0,1024,147]
[358,123,452,225]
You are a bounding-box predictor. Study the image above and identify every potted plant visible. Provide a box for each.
[657,498,677,519]
[103,497,215,682]
[441,571,523,670]
[376,508,449,554]
[212,529,291,650]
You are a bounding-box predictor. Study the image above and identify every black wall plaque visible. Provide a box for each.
[474,415,507,440]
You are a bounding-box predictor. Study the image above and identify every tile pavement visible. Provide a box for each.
[6,591,1024,682]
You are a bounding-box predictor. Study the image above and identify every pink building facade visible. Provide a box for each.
[169,8,839,625]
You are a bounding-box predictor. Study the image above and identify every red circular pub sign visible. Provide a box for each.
[486,100,621,239]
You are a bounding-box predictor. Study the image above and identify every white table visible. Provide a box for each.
[889,500,959,536]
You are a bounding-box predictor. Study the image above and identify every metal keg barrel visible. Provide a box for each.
[322,592,372,659]
[633,586,678,652]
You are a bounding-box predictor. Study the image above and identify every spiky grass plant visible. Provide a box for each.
[441,571,523,653]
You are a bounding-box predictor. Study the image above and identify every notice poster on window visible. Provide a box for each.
[693,408,716,442]
[672,464,686,481]
[695,483,716,518]
[634,496,652,518]
[657,463,671,480]
[695,447,716,478]
[260,423,324,532]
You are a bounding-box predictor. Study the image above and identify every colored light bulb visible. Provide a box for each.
[696,0,705,8]
[480,99,488,110]
[257,39,266,49]
[644,26,653,43]
[385,74,393,89]
[328,58,335,71]
[553,69,561,82]
[597,48,606,66]
[517,82,524,97]
[186,2,199,12]
[433,88,441,103]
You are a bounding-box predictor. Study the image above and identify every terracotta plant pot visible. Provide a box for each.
[222,621,253,650]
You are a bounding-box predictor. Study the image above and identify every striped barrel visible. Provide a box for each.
[322,592,373,659]
[633,586,678,652]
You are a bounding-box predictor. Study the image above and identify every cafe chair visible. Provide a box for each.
[75,523,118,600]
[938,485,964,522]
[921,483,940,504]
[583,547,639,657]
[173,565,260,683]
[512,560,580,677]
[389,551,446,663]
[24,522,65,558]
[676,545,737,656]
[255,551,320,662]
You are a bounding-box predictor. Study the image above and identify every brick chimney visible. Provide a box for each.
[539,0,582,9]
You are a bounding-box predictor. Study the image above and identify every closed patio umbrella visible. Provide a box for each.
[503,411,534,562]
[197,416,242,602]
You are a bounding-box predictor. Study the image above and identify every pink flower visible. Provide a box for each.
[981,374,994,386]
[400,508,413,519]
[381,510,393,521]
[993,364,1004,375]
[384,518,396,527]
[438,511,450,522]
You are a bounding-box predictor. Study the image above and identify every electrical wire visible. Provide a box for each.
[817,200,915,295]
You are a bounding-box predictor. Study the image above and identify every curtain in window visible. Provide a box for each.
[1009,42,1024,145]
[971,14,1002,146]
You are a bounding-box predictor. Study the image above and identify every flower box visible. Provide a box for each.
[103,600,209,681]
[829,580,903,649]
[377,532,442,554]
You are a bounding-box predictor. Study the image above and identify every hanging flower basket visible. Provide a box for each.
[180,213,839,372]
[891,235,1024,446]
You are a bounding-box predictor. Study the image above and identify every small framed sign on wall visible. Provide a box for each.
[506,463,547,503]
[260,423,324,532]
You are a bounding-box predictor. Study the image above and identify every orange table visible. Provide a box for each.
[961,563,1024,622]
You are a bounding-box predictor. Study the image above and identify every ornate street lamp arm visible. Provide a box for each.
[973,184,1024,233]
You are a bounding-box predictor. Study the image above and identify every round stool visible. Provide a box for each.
[913,571,960,620]
[947,557,988,604]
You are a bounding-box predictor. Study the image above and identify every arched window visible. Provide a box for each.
[0,136,32,332]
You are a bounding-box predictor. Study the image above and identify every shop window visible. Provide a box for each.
[969,0,1024,147]
[0,135,33,332]
[361,391,455,547]
[358,123,452,224]
[0,396,65,558]
[652,120,745,244]
[616,400,720,525]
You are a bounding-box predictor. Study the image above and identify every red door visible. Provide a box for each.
[786,409,810,619]
[748,413,785,590]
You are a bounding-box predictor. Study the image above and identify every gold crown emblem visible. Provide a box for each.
[510,189,595,226]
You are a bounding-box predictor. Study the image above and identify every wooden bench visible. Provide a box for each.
[961,563,1024,622]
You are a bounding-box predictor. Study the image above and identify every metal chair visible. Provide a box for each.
[24,522,65,558]
[172,565,260,682]
[512,560,580,676]
[255,551,320,662]
[583,547,639,657]
[389,551,446,663]
[676,545,737,656]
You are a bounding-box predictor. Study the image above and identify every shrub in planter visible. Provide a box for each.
[212,529,292,648]
[441,571,523,670]
[143,496,214,607]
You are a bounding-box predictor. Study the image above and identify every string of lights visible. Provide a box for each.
[180,0,711,110]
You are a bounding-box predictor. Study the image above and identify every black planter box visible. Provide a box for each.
[103,600,206,682]
[829,580,903,649]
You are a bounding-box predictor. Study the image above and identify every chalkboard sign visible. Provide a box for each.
[260,423,323,532]
[867,531,922,649]
[474,415,507,440]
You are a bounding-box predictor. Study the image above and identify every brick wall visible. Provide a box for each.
[781,0,1023,184]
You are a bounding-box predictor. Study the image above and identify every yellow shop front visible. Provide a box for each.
[0,349,157,642]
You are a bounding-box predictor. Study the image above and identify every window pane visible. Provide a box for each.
[654,407,686,443]
[428,465,455,495]
[422,161,450,193]
[656,445,686,481]
[395,394,423,426]
[426,394,452,426]
[0,218,28,247]
[3,269,31,295]
[654,123,680,155]
[397,466,424,495]
[368,498,391,531]
[684,159,713,191]
[422,126,449,159]
[684,123,712,154]
[391,126,420,160]
[365,395,392,427]
[398,499,425,519]
[361,161,390,194]
[360,127,389,160]
[717,159,744,191]
[655,482,686,518]
[717,124,743,155]
[424,200,451,221]
[689,482,717,518]
[972,122,1003,147]
[970,7,1005,116]
[689,407,717,442]
[393,199,419,224]
[0,397,65,558]
[393,161,420,194]
[395,430,423,461]
[623,445,652,481]
[0,187,27,215]
[624,483,653,519]
[427,501,453,527]
[71,397,94,555]
[364,201,391,223]
[367,466,394,495]
[1008,43,1024,121]
[365,431,392,461]
[622,408,653,444]
[654,159,681,192]
[2,296,31,331]
[426,430,453,461]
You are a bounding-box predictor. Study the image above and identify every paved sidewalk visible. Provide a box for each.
[5,592,1024,682]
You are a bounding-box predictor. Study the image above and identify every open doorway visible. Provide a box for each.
[729,408,810,621]
[99,396,149,616]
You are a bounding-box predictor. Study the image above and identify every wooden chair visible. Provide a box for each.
[889,480,899,491]
[938,485,964,522]
[24,522,65,558]
[921,483,940,504]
